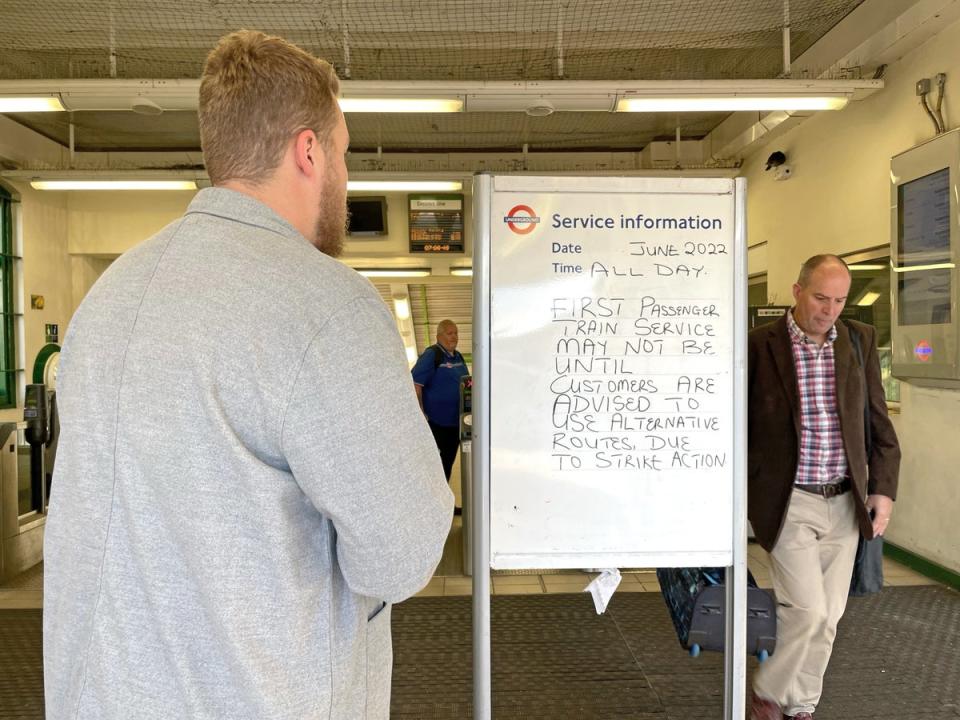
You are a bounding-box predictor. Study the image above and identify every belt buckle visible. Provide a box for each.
[824,478,848,498]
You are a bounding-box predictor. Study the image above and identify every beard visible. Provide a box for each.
[313,173,347,258]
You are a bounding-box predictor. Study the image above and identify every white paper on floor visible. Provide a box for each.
[584,568,622,614]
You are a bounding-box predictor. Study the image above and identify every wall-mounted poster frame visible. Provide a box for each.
[409,193,464,253]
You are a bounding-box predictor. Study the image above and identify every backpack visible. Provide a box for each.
[432,344,459,368]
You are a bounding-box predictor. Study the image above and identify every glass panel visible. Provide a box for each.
[898,168,950,264]
[409,194,465,253]
[897,268,951,326]
[849,258,899,402]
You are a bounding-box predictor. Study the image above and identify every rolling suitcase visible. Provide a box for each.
[656,567,776,660]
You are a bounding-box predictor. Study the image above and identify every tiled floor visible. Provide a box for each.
[0,542,941,606]
[418,542,941,597]
[0,562,43,610]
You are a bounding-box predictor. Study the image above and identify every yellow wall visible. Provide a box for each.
[69,256,114,315]
[0,185,473,420]
[66,190,195,256]
[0,181,71,422]
[741,14,960,571]
[63,188,473,299]
[65,189,471,260]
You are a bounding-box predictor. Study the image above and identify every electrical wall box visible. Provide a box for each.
[773,165,793,181]
[890,128,960,387]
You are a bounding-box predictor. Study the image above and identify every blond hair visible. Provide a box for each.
[199,30,341,186]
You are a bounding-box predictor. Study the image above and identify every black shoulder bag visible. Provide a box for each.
[848,324,885,597]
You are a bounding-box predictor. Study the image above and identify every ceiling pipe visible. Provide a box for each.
[782,0,791,78]
[341,0,351,79]
[108,3,117,79]
[555,1,565,79]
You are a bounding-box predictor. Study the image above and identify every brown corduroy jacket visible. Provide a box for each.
[747,314,901,552]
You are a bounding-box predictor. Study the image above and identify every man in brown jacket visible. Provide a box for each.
[747,255,900,720]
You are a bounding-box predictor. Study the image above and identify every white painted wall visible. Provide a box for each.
[741,14,960,572]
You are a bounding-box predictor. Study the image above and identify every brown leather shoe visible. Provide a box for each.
[749,693,781,720]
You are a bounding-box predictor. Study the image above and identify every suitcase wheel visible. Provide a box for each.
[689,644,701,658]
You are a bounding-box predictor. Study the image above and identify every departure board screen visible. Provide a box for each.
[899,167,950,262]
[898,167,952,325]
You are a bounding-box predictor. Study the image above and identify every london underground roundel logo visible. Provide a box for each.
[504,205,540,235]
[914,340,933,362]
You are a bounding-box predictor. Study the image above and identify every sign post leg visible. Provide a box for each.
[725,176,749,720]
[473,173,493,720]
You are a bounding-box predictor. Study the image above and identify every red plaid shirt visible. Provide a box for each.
[787,310,849,485]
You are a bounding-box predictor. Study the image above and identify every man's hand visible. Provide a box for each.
[865,494,894,537]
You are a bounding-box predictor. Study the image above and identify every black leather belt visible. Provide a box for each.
[795,479,851,498]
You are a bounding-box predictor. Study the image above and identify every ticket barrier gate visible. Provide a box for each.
[24,384,57,512]
[460,376,473,576]
[0,384,59,581]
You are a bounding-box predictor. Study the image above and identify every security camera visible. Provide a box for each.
[765,151,787,171]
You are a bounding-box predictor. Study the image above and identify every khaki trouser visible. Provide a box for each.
[753,487,859,716]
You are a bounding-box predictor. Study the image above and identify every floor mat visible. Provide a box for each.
[391,586,960,719]
[1,587,957,719]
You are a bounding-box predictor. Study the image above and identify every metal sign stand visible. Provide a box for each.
[471,174,748,720]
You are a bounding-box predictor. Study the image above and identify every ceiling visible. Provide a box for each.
[0,0,870,155]
[0,0,938,355]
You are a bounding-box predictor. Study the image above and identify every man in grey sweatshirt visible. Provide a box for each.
[43,30,453,720]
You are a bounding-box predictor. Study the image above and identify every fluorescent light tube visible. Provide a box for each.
[856,291,881,307]
[616,95,849,112]
[338,98,463,113]
[30,180,197,191]
[393,297,411,319]
[0,96,65,112]
[450,267,473,277]
[347,181,462,192]
[405,346,418,364]
[848,264,886,271]
[357,269,431,278]
[892,262,956,273]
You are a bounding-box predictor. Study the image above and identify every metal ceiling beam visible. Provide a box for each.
[793,0,960,79]
[703,0,953,162]
[0,114,65,169]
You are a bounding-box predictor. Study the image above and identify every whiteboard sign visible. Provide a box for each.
[486,176,742,569]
